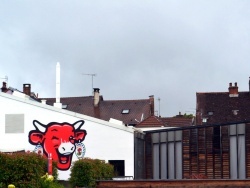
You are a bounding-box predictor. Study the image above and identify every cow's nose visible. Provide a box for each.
[58,142,75,155]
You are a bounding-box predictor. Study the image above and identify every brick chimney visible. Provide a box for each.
[149,95,155,115]
[1,82,7,92]
[23,84,31,96]
[228,82,238,97]
[93,88,100,107]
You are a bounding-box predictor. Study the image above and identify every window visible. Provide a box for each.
[109,160,125,176]
[121,109,130,114]
[229,123,246,179]
[202,118,208,123]
[213,126,221,150]
[5,114,24,133]
[208,111,213,115]
[232,110,239,115]
[152,131,182,180]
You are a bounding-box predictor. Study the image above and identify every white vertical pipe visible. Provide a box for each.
[56,62,60,103]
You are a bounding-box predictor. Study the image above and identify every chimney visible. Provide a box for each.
[228,82,238,97]
[1,82,7,92]
[23,84,31,95]
[93,88,100,107]
[249,77,250,92]
[149,95,155,115]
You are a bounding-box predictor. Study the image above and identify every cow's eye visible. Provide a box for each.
[69,136,75,143]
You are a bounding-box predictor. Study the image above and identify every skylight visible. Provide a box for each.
[208,111,213,116]
[121,109,130,114]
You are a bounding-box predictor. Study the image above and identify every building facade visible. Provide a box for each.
[196,82,250,125]
[134,121,250,180]
[0,91,134,180]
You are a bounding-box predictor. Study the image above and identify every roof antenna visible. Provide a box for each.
[140,113,144,121]
[82,73,96,95]
[0,76,8,84]
[158,97,161,117]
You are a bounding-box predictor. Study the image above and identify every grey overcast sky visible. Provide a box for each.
[1,0,250,117]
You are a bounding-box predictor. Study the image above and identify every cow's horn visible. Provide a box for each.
[73,120,85,130]
[33,120,46,133]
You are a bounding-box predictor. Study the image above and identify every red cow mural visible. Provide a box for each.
[28,120,87,170]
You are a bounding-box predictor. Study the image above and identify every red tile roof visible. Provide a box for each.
[135,115,193,128]
[135,116,165,128]
[43,95,153,126]
[161,117,194,127]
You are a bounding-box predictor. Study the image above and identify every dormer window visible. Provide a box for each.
[202,118,208,123]
[232,110,239,115]
[121,109,130,114]
[208,111,214,116]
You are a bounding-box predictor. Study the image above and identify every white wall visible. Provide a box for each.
[0,92,134,180]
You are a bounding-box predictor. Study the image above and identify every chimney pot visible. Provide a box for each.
[23,84,31,96]
[149,95,155,116]
[228,82,238,97]
[94,88,100,107]
[1,82,7,92]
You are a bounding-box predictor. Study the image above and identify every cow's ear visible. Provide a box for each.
[75,130,87,142]
[29,131,44,144]
[73,120,85,130]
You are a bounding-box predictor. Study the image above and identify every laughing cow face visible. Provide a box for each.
[28,120,87,170]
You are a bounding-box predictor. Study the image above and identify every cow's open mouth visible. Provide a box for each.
[56,149,72,164]
[59,155,70,164]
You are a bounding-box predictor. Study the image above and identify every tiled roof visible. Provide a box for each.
[161,117,193,127]
[135,115,193,128]
[43,96,153,126]
[196,91,250,125]
[135,116,165,128]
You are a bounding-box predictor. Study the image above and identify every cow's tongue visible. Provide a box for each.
[60,156,68,164]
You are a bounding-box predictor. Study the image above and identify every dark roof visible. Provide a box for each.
[43,96,153,125]
[196,91,250,125]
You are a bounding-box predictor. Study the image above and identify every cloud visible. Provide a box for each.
[1,0,250,116]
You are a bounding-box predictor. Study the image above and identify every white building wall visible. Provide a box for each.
[0,92,134,180]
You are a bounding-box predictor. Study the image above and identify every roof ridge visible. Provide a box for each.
[104,99,149,102]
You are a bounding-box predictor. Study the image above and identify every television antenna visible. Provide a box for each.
[82,73,96,95]
[0,76,8,84]
[158,97,161,117]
